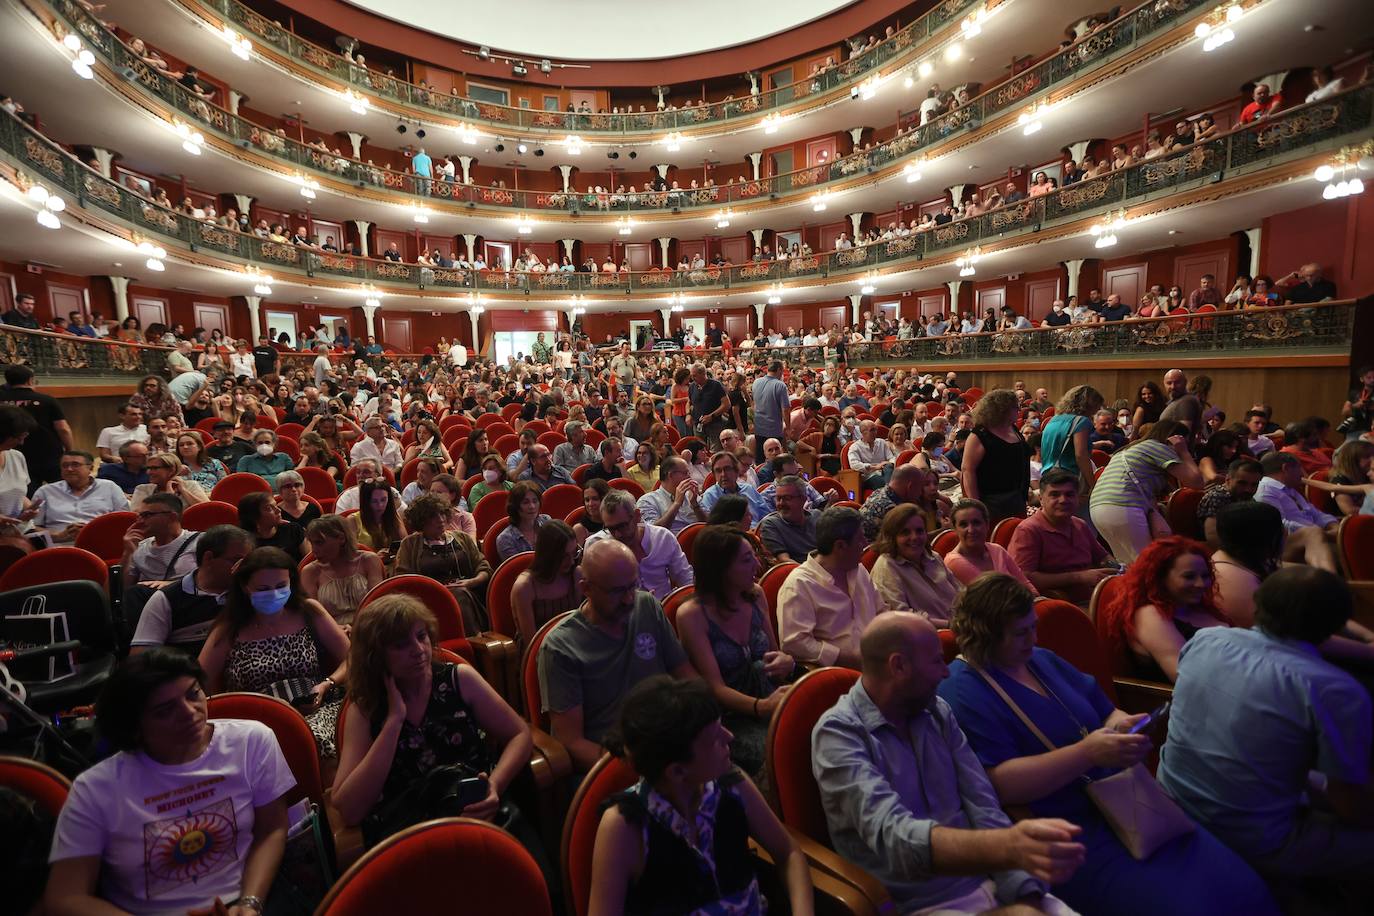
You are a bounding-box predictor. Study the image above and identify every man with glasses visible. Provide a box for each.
[759,475,821,564]
[350,416,403,472]
[97,441,151,495]
[700,451,770,520]
[33,450,130,542]
[130,524,254,655]
[131,454,209,511]
[537,538,696,772]
[120,493,198,590]
[636,457,706,535]
[587,489,693,600]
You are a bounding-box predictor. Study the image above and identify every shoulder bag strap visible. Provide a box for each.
[958,655,1058,753]
[162,532,200,579]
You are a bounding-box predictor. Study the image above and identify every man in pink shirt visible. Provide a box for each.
[1008,469,1119,605]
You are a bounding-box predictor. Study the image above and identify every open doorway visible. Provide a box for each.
[263,310,298,348]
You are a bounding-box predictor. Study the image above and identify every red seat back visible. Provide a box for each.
[207,693,324,806]
[809,476,846,499]
[473,491,510,538]
[319,819,551,916]
[765,667,859,843]
[488,551,534,640]
[661,584,695,634]
[537,432,566,453]
[1305,469,1337,516]
[758,561,798,643]
[492,434,520,458]
[210,472,272,504]
[1088,574,1129,676]
[73,511,137,564]
[1338,515,1374,579]
[1165,488,1205,541]
[540,484,583,520]
[522,610,574,725]
[181,500,240,531]
[360,575,471,660]
[484,519,510,568]
[608,477,645,499]
[676,523,707,565]
[0,755,70,817]
[930,529,958,557]
[860,547,879,571]
[991,516,1023,549]
[0,546,107,591]
[296,466,339,503]
[1034,599,1118,703]
[561,754,637,916]
[563,506,587,528]
[476,414,507,430]
[522,420,551,435]
[275,422,305,441]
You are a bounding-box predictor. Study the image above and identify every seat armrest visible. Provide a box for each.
[787,829,895,914]
[749,839,891,916]
[528,726,572,787]
[1113,677,1172,714]
[324,798,365,871]
[468,632,520,706]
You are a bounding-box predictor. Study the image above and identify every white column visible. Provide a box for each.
[746,73,759,95]
[90,148,115,179]
[468,309,482,352]
[244,295,262,341]
[753,302,766,331]
[945,280,963,313]
[351,220,372,257]
[746,152,762,181]
[345,132,365,158]
[1243,227,1262,278]
[1062,258,1085,301]
[847,212,864,237]
[947,184,966,207]
[228,90,244,115]
[659,308,672,335]
[656,237,672,268]
[457,156,473,184]
[1067,140,1094,164]
[557,239,574,260]
[848,293,863,324]
[848,127,866,147]
[557,164,574,192]
[361,301,380,339]
[653,164,671,180]
[463,234,478,262]
[107,276,131,322]
[233,194,254,218]
[749,228,764,252]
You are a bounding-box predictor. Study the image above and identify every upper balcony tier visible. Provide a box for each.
[24,0,1317,229]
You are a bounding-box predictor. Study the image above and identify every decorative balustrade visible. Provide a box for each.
[5,81,1369,300]
[44,0,1227,215]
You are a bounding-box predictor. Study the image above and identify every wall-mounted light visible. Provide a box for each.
[342,88,370,115]
[290,174,319,199]
[767,283,782,305]
[1090,210,1126,248]
[761,113,783,134]
[455,123,479,144]
[715,209,732,229]
[918,60,934,79]
[1195,4,1241,52]
[564,135,583,155]
[63,33,95,79]
[904,161,923,183]
[1314,142,1372,199]
[514,214,534,234]
[412,206,429,224]
[221,25,252,60]
[662,132,684,152]
[956,246,982,276]
[27,185,65,229]
[175,121,205,155]
[1017,100,1051,136]
[248,268,273,296]
[812,192,830,212]
[617,217,634,236]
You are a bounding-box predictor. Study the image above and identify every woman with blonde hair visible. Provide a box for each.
[302,514,385,625]
[130,453,210,511]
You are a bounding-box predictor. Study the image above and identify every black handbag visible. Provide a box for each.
[361,763,488,848]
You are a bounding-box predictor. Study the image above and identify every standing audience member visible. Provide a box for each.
[1089,421,1203,562]
[960,390,1032,522]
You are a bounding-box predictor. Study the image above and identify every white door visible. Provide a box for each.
[264,310,298,348]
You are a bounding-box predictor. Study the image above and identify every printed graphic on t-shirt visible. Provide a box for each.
[143,797,240,899]
[634,632,658,660]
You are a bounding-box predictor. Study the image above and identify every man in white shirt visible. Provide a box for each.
[96,403,149,463]
[636,456,706,535]
[33,450,129,542]
[603,415,638,462]
[587,489,694,600]
[849,419,896,490]
[335,459,406,513]
[1245,409,1276,456]
[448,340,468,368]
[350,417,403,471]
[778,506,885,668]
[311,345,332,387]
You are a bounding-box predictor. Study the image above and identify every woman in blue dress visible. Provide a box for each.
[937,573,1278,916]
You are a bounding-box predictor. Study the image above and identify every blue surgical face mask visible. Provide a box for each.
[1029,418,1042,430]
[250,586,292,615]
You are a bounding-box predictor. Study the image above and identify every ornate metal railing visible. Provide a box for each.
[208,0,980,135]
[4,301,1354,384]
[6,82,1370,299]
[44,0,1224,215]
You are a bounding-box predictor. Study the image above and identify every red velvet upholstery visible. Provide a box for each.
[360,575,472,661]
[0,755,71,816]
[276,422,305,441]
[1034,599,1118,703]
[181,500,241,531]
[930,529,958,557]
[1088,574,1129,675]
[1090,449,1111,469]
[473,491,510,538]
[399,457,421,488]
[938,628,958,664]
[561,754,637,916]
[758,561,798,643]
[1165,488,1205,540]
[809,476,846,499]
[1306,469,1337,516]
[319,818,551,916]
[476,414,508,430]
[274,437,301,463]
[483,519,509,569]
[540,484,584,520]
[1339,515,1374,579]
[676,523,708,565]
[492,434,520,458]
[661,584,696,633]
[296,467,340,506]
[522,611,574,725]
[440,415,472,433]
[210,472,272,505]
[499,403,522,422]
[991,516,1023,548]
[608,477,645,499]
[0,546,107,591]
[860,547,879,571]
[342,465,397,490]
[564,506,588,528]
[523,420,551,435]
[765,666,858,844]
[207,693,324,806]
[487,551,534,640]
[74,511,137,565]
[537,432,567,452]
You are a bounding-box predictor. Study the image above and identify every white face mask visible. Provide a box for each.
[483,469,501,484]
[255,443,274,456]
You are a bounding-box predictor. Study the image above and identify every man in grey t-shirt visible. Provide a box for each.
[759,475,819,563]
[751,359,791,463]
[537,539,695,771]
[1158,368,1202,434]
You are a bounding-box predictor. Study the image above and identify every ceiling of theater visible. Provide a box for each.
[338,0,862,61]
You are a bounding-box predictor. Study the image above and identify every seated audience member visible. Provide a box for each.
[130,525,254,654]
[398,457,442,507]
[1089,421,1203,562]
[236,429,294,489]
[395,494,490,634]
[237,490,305,561]
[350,416,403,472]
[777,506,884,669]
[1099,536,1228,682]
[538,539,695,771]
[422,471,478,537]
[849,419,897,490]
[1244,409,1277,455]
[130,453,208,511]
[700,450,770,520]
[301,515,385,626]
[334,459,403,514]
[1009,469,1118,604]
[812,612,1085,914]
[275,470,322,527]
[758,475,819,563]
[938,575,1277,916]
[1088,409,1126,455]
[583,438,627,484]
[624,442,661,493]
[519,443,576,491]
[1255,451,1341,571]
[588,488,694,599]
[943,499,1038,593]
[97,441,151,494]
[860,463,926,540]
[1197,457,1264,547]
[869,503,961,627]
[675,525,796,775]
[45,649,295,916]
[1327,440,1374,516]
[206,419,253,468]
[511,519,584,647]
[574,478,609,543]
[199,546,348,757]
[1159,568,1374,895]
[496,480,552,562]
[762,454,834,514]
[34,450,129,541]
[1195,430,1242,487]
[465,455,512,508]
[553,420,599,472]
[347,479,407,558]
[1280,418,1334,475]
[120,492,199,590]
[590,677,813,916]
[331,595,549,867]
[636,455,707,534]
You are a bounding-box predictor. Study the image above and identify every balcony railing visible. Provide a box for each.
[6,82,1370,299]
[45,0,1223,216]
[207,0,980,135]
[4,301,1354,384]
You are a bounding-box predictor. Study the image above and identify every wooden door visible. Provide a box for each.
[772,308,803,333]
[0,273,14,313]
[806,137,837,167]
[1024,278,1061,321]
[723,314,750,343]
[132,295,167,329]
[818,304,848,332]
[381,317,412,352]
[1174,251,1229,297]
[719,237,748,266]
[193,303,228,337]
[875,302,898,326]
[47,283,86,323]
[625,243,653,271]
[484,241,512,270]
[1102,263,1148,308]
[975,286,1007,315]
[422,235,456,259]
[311,219,345,250]
[374,229,409,261]
[917,294,946,318]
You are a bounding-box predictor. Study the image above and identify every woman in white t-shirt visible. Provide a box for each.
[0,406,37,528]
[46,649,296,916]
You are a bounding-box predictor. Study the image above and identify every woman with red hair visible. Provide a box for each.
[1100,536,1229,682]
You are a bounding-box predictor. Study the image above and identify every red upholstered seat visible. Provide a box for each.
[487,551,534,642]
[207,692,324,807]
[561,753,638,916]
[182,500,240,531]
[540,484,583,519]
[537,431,567,452]
[473,491,510,538]
[484,519,509,569]
[0,546,107,591]
[758,561,797,644]
[399,457,421,488]
[938,628,958,663]
[276,422,306,440]
[1164,488,1205,541]
[492,433,520,457]
[476,414,507,430]
[563,506,587,528]
[210,472,272,504]
[991,516,1023,548]
[661,584,695,633]
[1306,469,1337,516]
[809,476,846,499]
[274,437,301,463]
[1034,599,1118,702]
[296,466,340,508]
[1088,574,1128,673]
[608,477,645,499]
[0,755,71,816]
[74,511,137,565]
[1339,515,1374,579]
[930,529,958,557]
[523,420,552,435]
[523,611,574,726]
[676,523,708,565]
[860,547,879,571]
[1090,449,1111,469]
[360,575,472,662]
[318,818,551,916]
[765,666,858,843]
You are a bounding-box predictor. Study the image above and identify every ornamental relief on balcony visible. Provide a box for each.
[1140,146,1216,184]
[1052,327,1099,351]
[638,272,671,286]
[1133,319,1192,346]
[318,255,359,273]
[991,332,1028,354]
[989,203,1033,232]
[1243,310,1314,341]
[740,264,775,280]
[260,242,299,264]
[993,72,1042,110]
[836,248,870,267]
[82,173,121,207]
[787,258,820,274]
[933,221,970,245]
[1055,178,1112,210]
[23,136,65,177]
[198,226,239,251]
[138,203,178,232]
[1254,104,1341,150]
[374,263,413,280]
[885,237,919,257]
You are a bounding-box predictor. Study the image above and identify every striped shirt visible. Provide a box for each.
[1088,440,1180,512]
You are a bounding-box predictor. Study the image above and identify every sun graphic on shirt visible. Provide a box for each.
[144,798,240,897]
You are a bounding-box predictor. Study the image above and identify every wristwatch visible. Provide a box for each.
[236,895,264,914]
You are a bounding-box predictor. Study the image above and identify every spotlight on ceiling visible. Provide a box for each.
[628,151,637,159]
[517,142,528,154]
[494,143,505,152]
[478,46,491,60]
[395,123,407,134]
[534,148,545,157]
[540,59,552,74]
[608,151,619,159]
[415,128,426,139]
[512,61,528,77]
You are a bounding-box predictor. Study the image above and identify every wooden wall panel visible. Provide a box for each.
[818,304,848,331]
[917,294,946,318]
[720,237,749,266]
[1024,278,1061,321]
[1174,251,1229,296]
[625,243,654,271]
[975,286,1006,315]
[1102,263,1148,307]
[723,314,751,343]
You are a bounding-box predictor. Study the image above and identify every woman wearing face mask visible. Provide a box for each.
[467,454,512,507]
[456,429,492,482]
[235,429,294,490]
[199,546,349,758]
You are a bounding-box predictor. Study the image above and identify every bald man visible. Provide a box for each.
[1158,368,1201,434]
[537,538,695,771]
[813,613,1085,914]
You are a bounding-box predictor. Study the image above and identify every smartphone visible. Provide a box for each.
[1129,700,1170,734]
[388,539,403,554]
[848,491,856,500]
[453,776,489,809]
